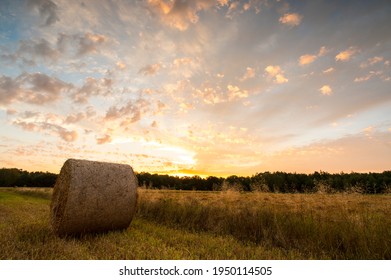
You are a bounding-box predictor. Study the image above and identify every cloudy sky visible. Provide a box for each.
[1,0,391,176]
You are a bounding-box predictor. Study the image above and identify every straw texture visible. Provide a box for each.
[51,159,138,235]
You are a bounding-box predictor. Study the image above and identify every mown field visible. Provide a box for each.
[0,187,390,259]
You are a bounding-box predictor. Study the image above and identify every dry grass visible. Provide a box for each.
[1,188,390,259]
[0,188,299,259]
[137,189,391,259]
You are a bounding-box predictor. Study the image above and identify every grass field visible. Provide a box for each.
[0,187,390,259]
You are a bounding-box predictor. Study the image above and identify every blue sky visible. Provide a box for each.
[1,0,391,176]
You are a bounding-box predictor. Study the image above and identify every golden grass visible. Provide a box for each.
[137,189,391,259]
[1,188,390,259]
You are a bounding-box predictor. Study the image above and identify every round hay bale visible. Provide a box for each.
[51,159,138,236]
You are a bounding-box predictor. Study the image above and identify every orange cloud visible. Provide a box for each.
[58,129,78,142]
[116,61,126,70]
[240,67,256,81]
[96,134,112,145]
[319,85,332,95]
[318,46,328,56]
[227,84,248,100]
[323,67,334,74]
[299,46,328,66]
[299,54,317,66]
[279,13,303,26]
[147,0,215,30]
[354,71,383,82]
[360,56,384,68]
[335,47,358,62]
[265,65,288,84]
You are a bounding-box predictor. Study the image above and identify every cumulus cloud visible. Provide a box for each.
[319,85,332,95]
[13,120,78,142]
[317,46,328,56]
[64,112,86,124]
[360,56,384,68]
[3,32,108,66]
[335,47,358,62]
[96,134,112,144]
[299,46,328,66]
[138,63,162,76]
[299,54,317,66]
[279,13,303,27]
[171,57,200,78]
[17,38,60,64]
[116,61,127,70]
[105,99,151,126]
[27,0,59,26]
[0,73,71,106]
[147,0,216,30]
[173,57,193,67]
[240,67,256,81]
[354,71,383,82]
[0,76,21,105]
[225,1,240,19]
[264,65,288,84]
[193,84,249,104]
[57,32,108,56]
[323,67,335,74]
[227,84,249,100]
[24,73,70,104]
[72,77,113,104]
[193,86,222,104]
[58,128,78,142]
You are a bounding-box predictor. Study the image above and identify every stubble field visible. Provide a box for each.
[0,187,390,259]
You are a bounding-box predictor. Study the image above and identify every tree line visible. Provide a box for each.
[137,171,391,194]
[0,168,57,188]
[1,167,391,194]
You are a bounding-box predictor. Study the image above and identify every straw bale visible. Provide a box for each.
[51,159,138,235]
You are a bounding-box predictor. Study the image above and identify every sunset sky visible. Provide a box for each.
[1,0,391,177]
